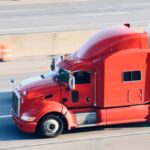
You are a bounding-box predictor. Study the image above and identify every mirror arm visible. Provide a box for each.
[51,58,55,71]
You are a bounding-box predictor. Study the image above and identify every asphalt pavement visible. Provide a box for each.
[0,91,12,116]
[1,91,150,150]
[1,70,150,150]
[0,0,150,35]
[1,90,150,150]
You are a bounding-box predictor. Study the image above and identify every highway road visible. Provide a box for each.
[1,92,150,150]
[0,56,51,91]
[1,58,150,149]
[1,0,150,149]
[0,0,150,35]
[1,64,150,150]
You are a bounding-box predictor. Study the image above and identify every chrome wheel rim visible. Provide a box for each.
[44,119,59,135]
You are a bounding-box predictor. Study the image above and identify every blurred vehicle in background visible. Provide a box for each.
[0,44,11,61]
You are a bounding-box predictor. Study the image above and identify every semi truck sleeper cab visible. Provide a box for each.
[12,24,150,138]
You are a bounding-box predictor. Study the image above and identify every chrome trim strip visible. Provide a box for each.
[75,112,97,127]
[94,72,97,106]
[13,90,21,117]
[77,123,97,128]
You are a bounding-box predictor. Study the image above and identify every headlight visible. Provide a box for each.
[21,113,36,122]
[22,91,27,96]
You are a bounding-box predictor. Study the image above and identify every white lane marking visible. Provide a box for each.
[0,20,148,33]
[0,12,129,22]
[121,2,150,7]
[1,9,150,22]
[0,90,12,93]
[0,19,148,35]
[0,2,149,13]
[0,9,129,14]
[0,115,11,119]
[0,0,89,6]
[0,25,85,33]
[0,8,47,13]
[81,12,129,17]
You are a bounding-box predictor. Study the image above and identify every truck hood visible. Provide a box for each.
[20,71,62,91]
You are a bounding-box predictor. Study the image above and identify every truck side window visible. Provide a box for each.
[74,71,91,84]
[123,71,141,82]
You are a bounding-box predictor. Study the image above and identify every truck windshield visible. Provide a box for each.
[56,68,69,83]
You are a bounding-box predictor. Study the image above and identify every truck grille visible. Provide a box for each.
[12,91,20,117]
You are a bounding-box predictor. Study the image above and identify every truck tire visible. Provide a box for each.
[37,115,64,138]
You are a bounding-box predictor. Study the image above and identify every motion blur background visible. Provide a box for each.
[0,0,149,90]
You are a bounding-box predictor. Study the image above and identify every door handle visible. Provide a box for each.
[87,97,90,102]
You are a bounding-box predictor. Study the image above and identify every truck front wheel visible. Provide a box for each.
[37,115,64,138]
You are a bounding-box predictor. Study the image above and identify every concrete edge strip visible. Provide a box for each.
[2,130,150,150]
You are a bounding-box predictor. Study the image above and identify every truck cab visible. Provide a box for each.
[12,24,150,138]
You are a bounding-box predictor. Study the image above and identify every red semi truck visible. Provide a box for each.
[12,24,150,138]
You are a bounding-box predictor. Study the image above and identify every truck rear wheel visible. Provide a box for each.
[37,115,64,138]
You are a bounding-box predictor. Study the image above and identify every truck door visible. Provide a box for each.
[69,71,94,107]
[128,88,142,103]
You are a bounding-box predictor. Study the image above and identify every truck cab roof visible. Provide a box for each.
[75,24,149,61]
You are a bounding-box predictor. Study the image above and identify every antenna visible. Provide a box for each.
[124,23,130,28]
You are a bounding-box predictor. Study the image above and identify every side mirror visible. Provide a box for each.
[69,75,75,90]
[51,58,55,71]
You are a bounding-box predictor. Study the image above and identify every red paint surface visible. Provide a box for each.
[12,24,150,133]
